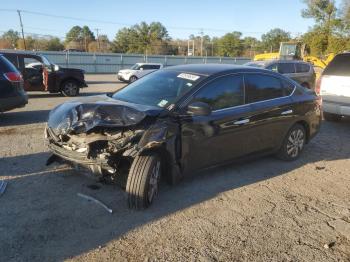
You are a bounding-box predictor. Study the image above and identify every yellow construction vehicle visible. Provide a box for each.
[254,42,335,71]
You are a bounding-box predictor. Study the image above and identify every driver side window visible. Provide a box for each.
[193,75,244,111]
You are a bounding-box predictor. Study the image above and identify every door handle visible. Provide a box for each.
[233,119,250,125]
[281,109,293,115]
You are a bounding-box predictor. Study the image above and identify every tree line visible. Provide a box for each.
[0,0,349,57]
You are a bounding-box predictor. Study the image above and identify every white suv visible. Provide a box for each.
[117,63,163,83]
[319,53,350,121]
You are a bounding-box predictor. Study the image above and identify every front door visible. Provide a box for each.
[180,74,253,173]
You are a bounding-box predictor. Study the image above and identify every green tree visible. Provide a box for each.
[113,21,170,54]
[65,25,95,51]
[216,32,243,57]
[302,27,328,55]
[1,30,20,48]
[301,0,339,47]
[47,37,64,51]
[242,37,261,57]
[260,28,291,52]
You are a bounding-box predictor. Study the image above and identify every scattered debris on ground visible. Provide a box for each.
[77,192,113,214]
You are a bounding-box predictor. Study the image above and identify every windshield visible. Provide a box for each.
[113,70,205,107]
[130,64,140,70]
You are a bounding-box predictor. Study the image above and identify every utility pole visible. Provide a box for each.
[17,10,26,50]
[95,28,101,52]
[199,29,204,57]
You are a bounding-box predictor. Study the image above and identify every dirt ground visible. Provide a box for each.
[0,74,350,262]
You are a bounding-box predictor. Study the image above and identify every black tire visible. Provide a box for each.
[126,154,161,209]
[61,80,80,97]
[277,124,306,161]
[129,76,138,83]
[323,112,342,122]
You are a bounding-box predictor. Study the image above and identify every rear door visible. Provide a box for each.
[243,73,296,152]
[321,54,350,108]
[294,63,314,89]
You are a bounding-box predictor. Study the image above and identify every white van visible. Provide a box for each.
[117,63,163,83]
[319,53,350,121]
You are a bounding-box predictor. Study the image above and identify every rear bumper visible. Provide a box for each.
[323,100,350,116]
[81,80,88,88]
[0,93,28,112]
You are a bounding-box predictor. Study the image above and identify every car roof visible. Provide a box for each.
[163,63,268,76]
[0,50,43,57]
[136,62,163,65]
[246,59,311,67]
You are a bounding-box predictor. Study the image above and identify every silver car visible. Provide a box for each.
[245,60,316,90]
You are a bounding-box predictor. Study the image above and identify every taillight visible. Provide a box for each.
[315,76,322,95]
[4,72,22,82]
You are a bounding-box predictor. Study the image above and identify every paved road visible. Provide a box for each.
[0,74,350,261]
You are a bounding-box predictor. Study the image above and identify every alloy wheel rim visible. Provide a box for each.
[64,82,77,96]
[286,129,304,158]
[148,160,161,203]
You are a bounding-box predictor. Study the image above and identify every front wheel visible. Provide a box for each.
[61,80,80,97]
[129,76,138,83]
[126,154,161,209]
[277,124,306,161]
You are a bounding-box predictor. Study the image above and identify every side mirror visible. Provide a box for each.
[187,101,211,116]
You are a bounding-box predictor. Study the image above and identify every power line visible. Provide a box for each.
[0,8,303,36]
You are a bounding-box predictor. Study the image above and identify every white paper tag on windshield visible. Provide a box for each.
[158,99,168,107]
[177,73,200,81]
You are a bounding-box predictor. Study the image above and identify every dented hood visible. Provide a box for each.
[47,95,162,135]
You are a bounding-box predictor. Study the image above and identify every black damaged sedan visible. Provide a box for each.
[46,64,321,209]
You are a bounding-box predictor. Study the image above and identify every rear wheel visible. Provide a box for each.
[61,80,80,97]
[323,112,342,122]
[277,124,306,161]
[129,76,138,83]
[126,154,161,209]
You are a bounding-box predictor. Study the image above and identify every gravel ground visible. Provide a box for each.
[0,74,350,262]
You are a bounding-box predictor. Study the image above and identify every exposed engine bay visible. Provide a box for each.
[45,95,180,183]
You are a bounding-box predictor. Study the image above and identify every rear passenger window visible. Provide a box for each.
[194,75,244,110]
[295,63,310,73]
[282,79,295,95]
[323,54,350,76]
[3,55,20,69]
[266,63,278,72]
[278,63,295,74]
[245,74,284,103]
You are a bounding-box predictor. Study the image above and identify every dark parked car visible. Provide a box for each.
[0,54,27,112]
[245,60,316,90]
[45,64,321,209]
[0,51,87,96]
